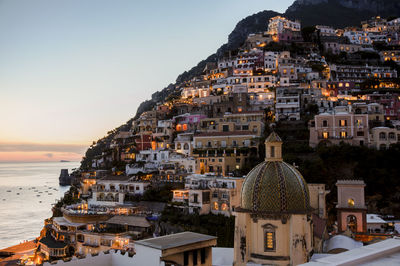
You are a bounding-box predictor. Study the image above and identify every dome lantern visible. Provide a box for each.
[265,131,282,162]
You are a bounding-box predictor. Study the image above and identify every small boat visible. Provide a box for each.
[36,195,40,197]
[19,188,22,190]
[6,190,11,192]
[39,201,42,203]
[16,193,20,195]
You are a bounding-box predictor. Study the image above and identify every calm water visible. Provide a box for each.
[0,161,80,249]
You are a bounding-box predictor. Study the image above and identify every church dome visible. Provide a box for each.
[240,132,311,214]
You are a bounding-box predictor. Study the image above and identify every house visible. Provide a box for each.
[370,127,400,150]
[193,131,258,176]
[268,16,303,43]
[275,87,301,121]
[88,176,150,207]
[309,108,369,147]
[134,232,217,266]
[367,214,388,233]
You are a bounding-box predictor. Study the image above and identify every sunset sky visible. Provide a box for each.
[0,0,293,162]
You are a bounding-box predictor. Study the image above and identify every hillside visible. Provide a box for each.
[285,0,400,27]
[80,0,400,167]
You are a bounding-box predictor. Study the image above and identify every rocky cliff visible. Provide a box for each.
[285,0,400,27]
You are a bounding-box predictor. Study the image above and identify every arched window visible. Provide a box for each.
[322,120,328,127]
[183,143,189,150]
[176,143,181,150]
[347,215,357,232]
[389,132,395,140]
[262,224,276,252]
[379,132,386,140]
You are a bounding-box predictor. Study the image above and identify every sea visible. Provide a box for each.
[0,161,80,249]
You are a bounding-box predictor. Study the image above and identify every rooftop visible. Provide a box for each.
[194,131,255,137]
[302,237,400,265]
[106,216,151,228]
[134,232,216,250]
[39,233,67,249]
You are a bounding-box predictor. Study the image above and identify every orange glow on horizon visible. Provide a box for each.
[0,151,82,162]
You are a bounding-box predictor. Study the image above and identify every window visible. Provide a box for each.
[340,131,347,138]
[221,141,226,148]
[193,250,198,265]
[263,224,276,251]
[212,192,218,198]
[184,251,189,266]
[322,120,328,127]
[201,248,206,264]
[379,132,387,140]
[357,131,364,137]
[389,132,395,140]
[270,146,275,157]
[339,120,347,127]
[222,125,229,132]
[213,202,219,210]
[197,142,202,148]
[323,132,329,139]
[244,140,250,147]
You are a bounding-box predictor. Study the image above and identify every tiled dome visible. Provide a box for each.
[240,132,311,214]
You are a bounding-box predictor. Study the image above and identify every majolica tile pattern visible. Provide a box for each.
[241,161,310,213]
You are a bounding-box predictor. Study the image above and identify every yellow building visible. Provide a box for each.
[193,131,258,176]
[234,132,313,265]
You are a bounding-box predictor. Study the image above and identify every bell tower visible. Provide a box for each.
[336,179,367,233]
[265,131,283,162]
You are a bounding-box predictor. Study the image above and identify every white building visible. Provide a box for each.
[275,87,301,121]
[343,31,372,45]
[268,16,301,35]
[316,25,336,36]
[88,176,150,207]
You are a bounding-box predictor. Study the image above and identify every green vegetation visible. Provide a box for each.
[160,206,235,247]
[52,186,81,217]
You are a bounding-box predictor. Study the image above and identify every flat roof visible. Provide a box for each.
[135,232,216,250]
[106,216,151,228]
[53,217,87,227]
[302,237,400,265]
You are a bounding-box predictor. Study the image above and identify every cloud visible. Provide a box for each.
[44,153,54,158]
[0,142,87,154]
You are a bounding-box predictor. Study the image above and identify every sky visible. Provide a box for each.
[0,0,294,162]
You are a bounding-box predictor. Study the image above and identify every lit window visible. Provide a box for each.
[323,132,329,139]
[221,203,228,211]
[340,131,347,138]
[213,202,219,210]
[263,224,276,251]
[339,120,347,127]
